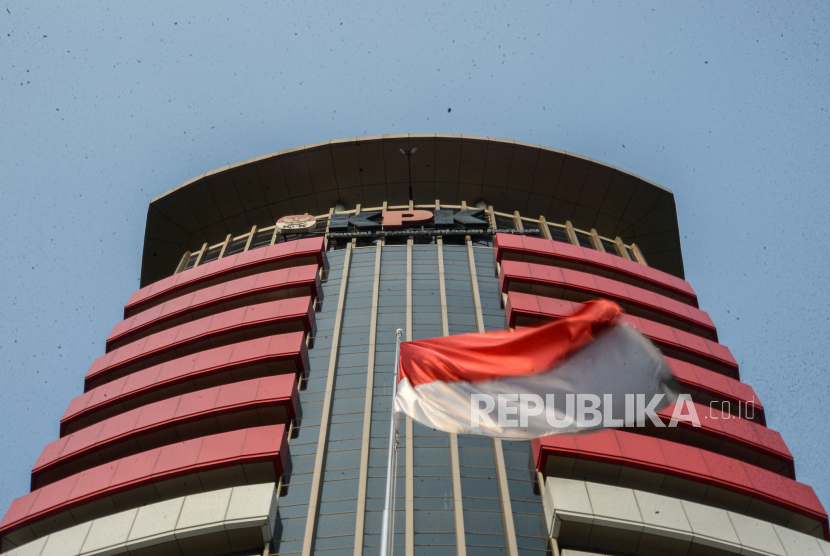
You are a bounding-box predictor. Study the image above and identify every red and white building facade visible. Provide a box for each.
[0,135,826,556]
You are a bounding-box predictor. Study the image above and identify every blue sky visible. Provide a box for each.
[1,1,828,517]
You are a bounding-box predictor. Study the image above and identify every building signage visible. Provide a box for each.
[276,214,317,232]
[328,208,489,231]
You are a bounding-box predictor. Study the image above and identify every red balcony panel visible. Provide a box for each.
[494,234,698,306]
[134,396,180,430]
[61,333,306,436]
[39,377,297,488]
[228,336,273,365]
[96,409,141,445]
[580,245,617,272]
[573,429,621,458]
[0,426,288,547]
[591,275,630,301]
[534,430,829,539]
[506,292,738,377]
[86,297,312,390]
[190,282,226,309]
[26,476,78,518]
[157,292,196,320]
[32,438,70,478]
[130,304,164,333]
[124,236,324,318]
[174,388,219,418]
[652,401,792,477]
[500,262,716,339]
[108,265,320,351]
[47,374,297,481]
[615,431,667,469]
[189,345,234,376]
[753,426,792,460]
[232,247,268,269]
[214,379,259,408]
[68,462,118,502]
[222,274,258,299]
[147,275,178,299]
[504,291,541,323]
[108,447,162,487]
[494,232,524,251]
[548,240,586,263]
[197,429,247,464]
[667,359,764,419]
[786,480,829,518]
[698,449,754,491]
[658,439,711,479]
[560,268,598,292]
[611,256,648,285]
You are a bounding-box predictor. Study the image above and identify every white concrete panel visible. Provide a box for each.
[680,500,741,552]
[40,521,92,556]
[548,476,594,517]
[584,481,643,532]
[224,483,275,531]
[633,489,693,542]
[727,511,786,556]
[4,536,47,556]
[79,508,137,556]
[772,524,824,556]
[126,497,184,550]
[819,537,830,556]
[174,488,232,540]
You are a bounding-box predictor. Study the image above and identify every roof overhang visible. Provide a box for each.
[141,134,684,286]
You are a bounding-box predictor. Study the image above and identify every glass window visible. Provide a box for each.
[250,228,274,249]
[197,244,222,265]
[494,215,515,230]
[600,238,620,256]
[547,224,571,244]
[223,235,249,257]
[574,230,595,249]
[182,252,200,270]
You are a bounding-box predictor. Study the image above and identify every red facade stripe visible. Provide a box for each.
[494,233,698,306]
[505,292,739,378]
[499,259,717,340]
[667,358,764,416]
[652,400,792,477]
[124,236,324,318]
[33,375,297,488]
[533,429,828,538]
[62,332,306,436]
[108,264,320,351]
[85,297,314,390]
[0,425,288,543]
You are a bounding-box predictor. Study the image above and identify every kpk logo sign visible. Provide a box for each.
[276,214,317,232]
[328,208,489,231]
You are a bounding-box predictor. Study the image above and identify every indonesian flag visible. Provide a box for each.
[394,300,680,439]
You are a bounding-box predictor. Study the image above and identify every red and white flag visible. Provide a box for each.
[394,300,682,439]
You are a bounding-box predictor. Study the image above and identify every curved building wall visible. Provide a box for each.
[1,137,828,556]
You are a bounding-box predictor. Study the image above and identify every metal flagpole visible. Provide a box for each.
[380,329,403,556]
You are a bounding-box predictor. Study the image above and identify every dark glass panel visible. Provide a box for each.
[547,224,571,244]
[600,238,620,256]
[197,244,222,265]
[250,228,274,249]
[574,230,595,249]
[223,235,249,257]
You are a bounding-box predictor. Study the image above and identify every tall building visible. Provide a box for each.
[1,134,827,556]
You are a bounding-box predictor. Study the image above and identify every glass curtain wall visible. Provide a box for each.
[271,244,552,556]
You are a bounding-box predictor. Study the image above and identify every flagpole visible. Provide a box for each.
[380,328,403,556]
